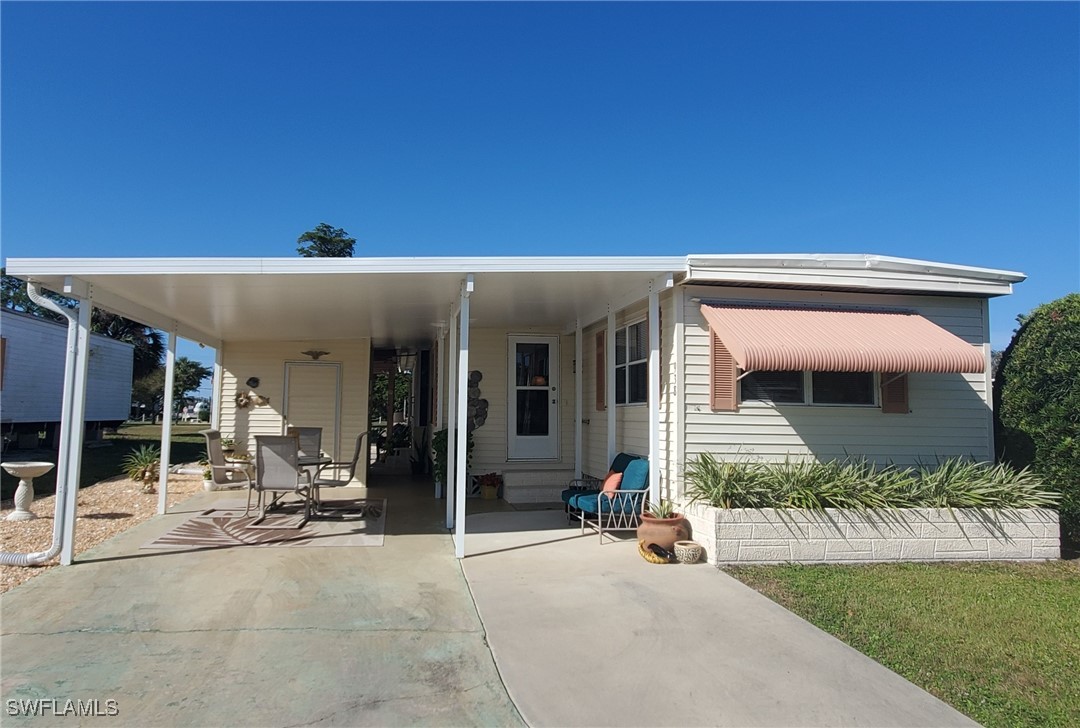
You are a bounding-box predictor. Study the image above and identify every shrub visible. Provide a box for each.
[122,444,160,493]
[684,454,1059,511]
[995,293,1080,543]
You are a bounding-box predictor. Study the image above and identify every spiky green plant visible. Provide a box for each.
[683,454,1059,511]
[122,444,160,493]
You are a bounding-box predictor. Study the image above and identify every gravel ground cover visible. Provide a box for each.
[1,470,203,594]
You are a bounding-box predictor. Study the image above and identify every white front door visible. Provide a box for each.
[284,361,342,461]
[507,336,559,460]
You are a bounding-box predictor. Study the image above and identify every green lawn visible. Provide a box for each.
[1,422,208,500]
[729,561,1080,728]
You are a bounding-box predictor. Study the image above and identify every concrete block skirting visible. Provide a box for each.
[677,502,1060,565]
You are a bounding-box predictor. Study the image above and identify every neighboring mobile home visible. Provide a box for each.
[1,309,134,449]
[3,254,1022,561]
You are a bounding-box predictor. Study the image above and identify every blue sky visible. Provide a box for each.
[2,2,1077,389]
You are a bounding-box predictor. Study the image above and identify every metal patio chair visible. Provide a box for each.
[200,429,253,492]
[249,435,314,527]
[285,426,323,460]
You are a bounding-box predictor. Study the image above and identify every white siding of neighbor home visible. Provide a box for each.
[218,339,371,485]
[680,286,992,481]
[0,310,133,424]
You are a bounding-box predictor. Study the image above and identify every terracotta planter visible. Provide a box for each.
[637,514,689,552]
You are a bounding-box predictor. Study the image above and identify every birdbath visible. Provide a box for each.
[2,461,55,521]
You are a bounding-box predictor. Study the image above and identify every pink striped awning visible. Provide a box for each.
[700,304,985,374]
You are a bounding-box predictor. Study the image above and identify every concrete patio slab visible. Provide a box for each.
[461,510,978,728]
[1,482,523,727]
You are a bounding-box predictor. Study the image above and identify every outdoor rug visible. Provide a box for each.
[142,498,386,550]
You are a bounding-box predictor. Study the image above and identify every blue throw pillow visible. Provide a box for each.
[620,458,649,491]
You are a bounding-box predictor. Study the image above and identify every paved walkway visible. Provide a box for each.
[2,479,976,727]
[461,510,977,728]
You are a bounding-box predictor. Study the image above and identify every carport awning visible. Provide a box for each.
[700,304,985,373]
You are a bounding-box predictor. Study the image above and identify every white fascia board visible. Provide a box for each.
[6,256,688,276]
[685,253,1025,285]
[683,267,1015,296]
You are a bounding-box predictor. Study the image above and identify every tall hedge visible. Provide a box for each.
[994,293,1080,544]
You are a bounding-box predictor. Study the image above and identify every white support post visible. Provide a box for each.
[453,275,474,559]
[673,286,686,500]
[59,298,93,565]
[648,289,661,505]
[158,332,177,514]
[574,321,583,480]
[446,310,458,529]
[606,308,617,464]
[434,329,447,498]
[210,346,224,430]
[436,328,446,428]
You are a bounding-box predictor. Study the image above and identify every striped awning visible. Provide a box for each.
[700,304,985,373]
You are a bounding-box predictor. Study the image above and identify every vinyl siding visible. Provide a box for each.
[0,310,133,423]
[219,339,370,485]
[680,286,992,476]
[460,328,577,474]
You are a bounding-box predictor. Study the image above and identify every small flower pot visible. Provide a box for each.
[674,540,703,564]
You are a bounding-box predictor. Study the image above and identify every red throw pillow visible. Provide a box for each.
[601,471,622,499]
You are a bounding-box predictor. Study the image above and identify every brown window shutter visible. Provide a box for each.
[710,332,737,411]
[595,331,606,411]
[0,337,5,390]
[880,373,909,414]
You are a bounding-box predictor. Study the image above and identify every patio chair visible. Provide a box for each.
[285,426,323,460]
[560,452,642,522]
[249,435,314,527]
[200,429,253,492]
[566,457,650,543]
[312,431,368,504]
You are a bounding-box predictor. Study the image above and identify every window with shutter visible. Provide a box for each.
[880,373,909,414]
[595,331,606,411]
[710,332,737,411]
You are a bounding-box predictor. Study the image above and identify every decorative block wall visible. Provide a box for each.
[678,503,1060,565]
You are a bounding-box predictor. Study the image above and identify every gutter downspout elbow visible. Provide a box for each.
[0,283,80,567]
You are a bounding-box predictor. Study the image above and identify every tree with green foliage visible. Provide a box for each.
[296,223,356,257]
[129,357,213,420]
[994,293,1080,544]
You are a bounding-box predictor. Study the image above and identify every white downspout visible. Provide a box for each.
[648,288,661,505]
[60,299,92,565]
[0,283,85,566]
[606,308,616,464]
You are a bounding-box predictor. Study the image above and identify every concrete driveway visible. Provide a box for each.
[3,482,976,727]
[461,510,977,728]
[1,482,522,727]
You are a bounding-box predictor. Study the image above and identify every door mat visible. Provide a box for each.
[142,498,386,550]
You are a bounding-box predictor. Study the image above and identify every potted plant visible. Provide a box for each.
[200,458,214,491]
[637,498,689,552]
[476,472,502,500]
[432,429,473,497]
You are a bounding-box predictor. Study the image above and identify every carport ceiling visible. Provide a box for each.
[9,257,686,347]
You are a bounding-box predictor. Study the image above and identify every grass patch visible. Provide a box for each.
[1,422,207,500]
[729,561,1080,728]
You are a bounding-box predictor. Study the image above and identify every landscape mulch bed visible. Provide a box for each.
[0,469,203,594]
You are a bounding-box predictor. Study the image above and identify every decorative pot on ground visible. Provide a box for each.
[637,501,690,552]
[674,540,704,564]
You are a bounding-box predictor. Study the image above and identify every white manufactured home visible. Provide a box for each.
[3,253,1022,562]
[1,309,134,448]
